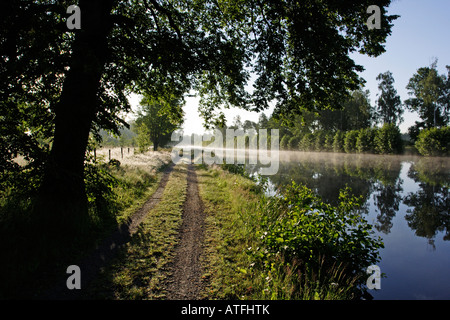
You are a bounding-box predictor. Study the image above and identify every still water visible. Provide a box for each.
[248,151,450,300]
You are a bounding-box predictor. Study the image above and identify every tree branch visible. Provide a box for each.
[144,0,182,41]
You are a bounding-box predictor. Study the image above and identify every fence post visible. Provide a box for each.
[108,149,111,161]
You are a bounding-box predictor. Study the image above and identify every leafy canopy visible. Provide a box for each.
[405,61,450,129]
[134,93,184,151]
[1,0,399,167]
[376,71,403,125]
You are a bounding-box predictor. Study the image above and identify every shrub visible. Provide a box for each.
[288,136,301,150]
[344,130,359,153]
[333,130,345,152]
[323,132,335,152]
[314,131,326,151]
[280,134,291,150]
[415,126,450,156]
[253,182,383,298]
[375,123,403,154]
[298,133,315,151]
[356,128,376,153]
[135,122,151,153]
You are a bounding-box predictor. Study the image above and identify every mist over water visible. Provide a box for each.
[172,144,449,298]
[245,151,450,300]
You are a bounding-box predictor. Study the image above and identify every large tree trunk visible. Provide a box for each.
[33,0,115,251]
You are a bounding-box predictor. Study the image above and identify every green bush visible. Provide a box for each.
[288,136,301,150]
[333,130,345,152]
[314,131,326,151]
[415,126,450,156]
[344,130,359,153]
[253,182,383,297]
[356,128,376,153]
[298,133,315,151]
[375,123,403,154]
[280,134,291,150]
[323,132,335,152]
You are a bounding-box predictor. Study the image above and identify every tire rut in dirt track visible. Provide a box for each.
[41,162,175,299]
[165,164,206,300]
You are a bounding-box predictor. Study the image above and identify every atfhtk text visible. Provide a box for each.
[181,304,270,317]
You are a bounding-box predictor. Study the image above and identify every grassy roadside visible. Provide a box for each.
[86,164,188,299]
[196,164,265,299]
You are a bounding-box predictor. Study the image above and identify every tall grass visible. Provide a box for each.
[255,255,360,300]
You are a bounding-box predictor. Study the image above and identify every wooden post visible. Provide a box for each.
[121,147,123,159]
[108,149,111,161]
[94,148,96,161]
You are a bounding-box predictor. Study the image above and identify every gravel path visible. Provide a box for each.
[164,164,207,300]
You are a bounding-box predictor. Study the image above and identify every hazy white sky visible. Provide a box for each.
[128,0,450,135]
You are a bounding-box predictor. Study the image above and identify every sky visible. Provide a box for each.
[128,0,450,135]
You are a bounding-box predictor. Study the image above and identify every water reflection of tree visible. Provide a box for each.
[404,159,450,247]
[371,160,403,235]
[408,158,450,188]
[373,180,403,234]
[252,153,450,242]
[265,155,378,215]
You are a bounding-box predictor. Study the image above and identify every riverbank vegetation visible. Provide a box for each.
[415,126,450,156]
[212,62,449,158]
[198,164,383,300]
[281,123,404,154]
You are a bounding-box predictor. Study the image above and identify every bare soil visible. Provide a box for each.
[164,164,207,300]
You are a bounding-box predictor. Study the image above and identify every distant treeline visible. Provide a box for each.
[280,123,404,154]
[279,125,449,156]
[98,126,137,148]
[271,63,450,157]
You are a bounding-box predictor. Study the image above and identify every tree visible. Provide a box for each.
[343,89,374,130]
[443,66,450,125]
[356,128,376,153]
[135,122,152,153]
[375,71,403,125]
[317,89,374,132]
[135,95,184,151]
[243,120,256,131]
[257,113,269,129]
[229,115,243,129]
[344,130,359,153]
[415,126,450,156]
[1,0,398,243]
[405,61,449,130]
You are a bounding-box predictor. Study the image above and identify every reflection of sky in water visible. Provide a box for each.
[368,162,450,299]
[247,152,450,300]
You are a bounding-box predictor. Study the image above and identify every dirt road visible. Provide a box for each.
[164,164,206,300]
